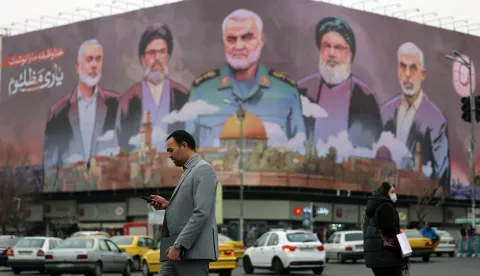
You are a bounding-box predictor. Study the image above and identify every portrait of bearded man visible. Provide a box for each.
[116,23,189,153]
[297,16,383,149]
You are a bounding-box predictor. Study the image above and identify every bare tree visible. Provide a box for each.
[414,179,445,227]
[0,140,32,234]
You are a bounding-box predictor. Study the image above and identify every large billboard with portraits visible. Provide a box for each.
[0,0,479,199]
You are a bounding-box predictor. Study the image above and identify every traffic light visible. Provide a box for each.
[294,206,302,216]
[312,205,318,218]
[302,207,311,228]
[476,96,480,122]
[461,97,471,122]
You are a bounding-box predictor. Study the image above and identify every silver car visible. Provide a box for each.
[44,237,133,276]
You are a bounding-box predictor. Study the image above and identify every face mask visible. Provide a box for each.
[389,193,397,203]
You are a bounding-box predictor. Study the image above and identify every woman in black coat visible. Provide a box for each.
[363,182,407,276]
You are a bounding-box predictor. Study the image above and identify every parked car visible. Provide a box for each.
[44,237,133,276]
[324,230,364,263]
[8,236,62,274]
[141,236,237,276]
[243,229,325,275]
[435,230,456,257]
[111,235,156,271]
[0,236,21,267]
[403,229,439,262]
[70,231,110,238]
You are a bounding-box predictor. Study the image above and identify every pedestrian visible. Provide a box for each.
[420,222,439,243]
[363,182,408,276]
[149,130,219,276]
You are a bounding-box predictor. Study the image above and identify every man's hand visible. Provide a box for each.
[166,246,182,261]
[149,195,168,210]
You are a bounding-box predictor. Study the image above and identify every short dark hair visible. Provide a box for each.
[166,130,196,151]
[138,23,174,59]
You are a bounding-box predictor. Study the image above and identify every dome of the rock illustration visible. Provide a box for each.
[220,111,267,140]
[375,145,392,161]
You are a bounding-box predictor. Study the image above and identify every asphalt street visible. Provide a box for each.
[1,256,479,276]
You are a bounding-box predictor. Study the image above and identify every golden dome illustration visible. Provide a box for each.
[220,111,267,140]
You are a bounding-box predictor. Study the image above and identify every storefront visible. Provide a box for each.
[24,204,44,235]
[44,200,77,237]
[408,205,444,226]
[77,202,127,236]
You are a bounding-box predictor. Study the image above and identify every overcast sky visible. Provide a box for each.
[0,0,477,36]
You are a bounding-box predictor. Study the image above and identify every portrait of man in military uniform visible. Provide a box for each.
[185,8,306,148]
[116,23,189,152]
[297,17,383,149]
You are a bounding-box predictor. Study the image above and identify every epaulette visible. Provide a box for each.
[268,69,296,87]
[192,69,220,87]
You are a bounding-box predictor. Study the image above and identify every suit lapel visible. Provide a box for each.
[170,157,202,201]
[91,89,107,157]
[67,89,85,160]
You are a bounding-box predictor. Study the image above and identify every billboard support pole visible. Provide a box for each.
[238,102,246,243]
[468,58,477,232]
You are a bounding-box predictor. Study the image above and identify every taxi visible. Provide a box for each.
[111,235,157,271]
[218,234,244,260]
[402,229,439,262]
[141,239,237,276]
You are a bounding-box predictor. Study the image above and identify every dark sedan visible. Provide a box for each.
[0,237,21,267]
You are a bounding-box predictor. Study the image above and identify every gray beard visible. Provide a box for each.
[318,59,351,86]
[144,68,166,86]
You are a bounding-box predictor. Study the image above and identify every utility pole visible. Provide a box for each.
[309,202,314,232]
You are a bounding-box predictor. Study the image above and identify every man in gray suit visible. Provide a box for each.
[150,130,219,276]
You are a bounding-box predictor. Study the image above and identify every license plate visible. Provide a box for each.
[57,264,74,268]
[19,251,32,255]
[300,248,315,251]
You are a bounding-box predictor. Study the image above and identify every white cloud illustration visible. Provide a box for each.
[128,127,168,150]
[422,161,433,178]
[300,95,328,118]
[162,100,220,124]
[65,153,84,164]
[98,147,120,157]
[97,130,115,142]
[315,130,411,167]
[263,122,306,153]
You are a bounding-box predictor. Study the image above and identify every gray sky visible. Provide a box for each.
[0,0,477,36]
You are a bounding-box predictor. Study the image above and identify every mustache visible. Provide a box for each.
[326,58,340,65]
[231,49,249,56]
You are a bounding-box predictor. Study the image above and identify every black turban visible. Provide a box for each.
[315,17,356,61]
[138,23,174,59]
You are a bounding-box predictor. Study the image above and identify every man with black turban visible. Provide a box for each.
[297,16,383,149]
[116,23,189,152]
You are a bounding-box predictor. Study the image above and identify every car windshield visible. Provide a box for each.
[286,232,318,242]
[0,238,20,247]
[437,231,451,237]
[218,235,233,244]
[56,238,94,249]
[111,237,133,245]
[15,238,45,248]
[404,231,423,238]
[345,233,363,241]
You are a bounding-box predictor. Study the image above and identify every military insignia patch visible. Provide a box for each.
[260,76,269,87]
[193,69,220,87]
[221,76,230,87]
[268,69,296,86]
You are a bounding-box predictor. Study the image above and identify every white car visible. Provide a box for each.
[243,229,326,275]
[324,230,364,263]
[7,236,62,274]
[435,230,456,257]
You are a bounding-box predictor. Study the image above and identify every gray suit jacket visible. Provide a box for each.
[161,154,219,261]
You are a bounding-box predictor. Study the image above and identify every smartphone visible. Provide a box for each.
[139,196,162,204]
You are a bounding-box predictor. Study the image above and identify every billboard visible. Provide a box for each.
[0,0,479,198]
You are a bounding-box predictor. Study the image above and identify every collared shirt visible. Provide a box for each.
[183,154,198,172]
[146,80,165,107]
[396,90,423,144]
[77,86,98,161]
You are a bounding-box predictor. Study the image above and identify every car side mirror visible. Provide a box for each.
[120,248,125,252]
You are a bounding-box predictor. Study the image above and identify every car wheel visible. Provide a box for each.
[325,258,329,263]
[122,261,132,276]
[50,274,61,276]
[12,268,21,275]
[272,258,285,275]
[338,254,346,264]
[133,256,141,271]
[449,252,455,258]
[142,261,152,276]
[92,262,102,276]
[243,257,254,274]
[422,255,430,262]
[313,267,324,275]
[218,269,232,276]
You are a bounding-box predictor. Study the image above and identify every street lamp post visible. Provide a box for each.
[224,98,246,243]
[392,8,420,19]
[351,0,378,10]
[58,12,87,21]
[445,51,477,232]
[112,0,143,9]
[408,12,438,24]
[371,3,401,15]
[76,8,104,18]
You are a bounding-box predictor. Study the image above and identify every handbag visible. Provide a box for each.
[373,203,400,250]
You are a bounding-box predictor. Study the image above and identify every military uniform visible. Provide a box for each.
[185,63,306,148]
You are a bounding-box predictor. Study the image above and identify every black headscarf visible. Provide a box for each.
[372,182,392,198]
[366,182,394,217]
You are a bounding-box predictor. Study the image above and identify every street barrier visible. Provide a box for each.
[457,237,480,257]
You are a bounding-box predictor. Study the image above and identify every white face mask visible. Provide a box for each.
[389,193,397,203]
